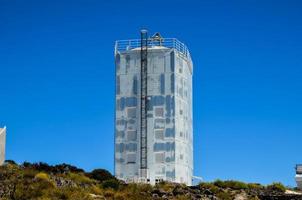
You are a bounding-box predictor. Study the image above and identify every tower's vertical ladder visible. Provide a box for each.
[140,30,148,180]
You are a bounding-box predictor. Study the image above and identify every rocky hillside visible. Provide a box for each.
[0,161,301,200]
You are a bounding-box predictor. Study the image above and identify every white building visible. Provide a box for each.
[296,164,302,189]
[114,31,193,185]
[0,127,6,165]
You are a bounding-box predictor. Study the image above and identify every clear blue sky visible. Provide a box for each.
[0,0,301,186]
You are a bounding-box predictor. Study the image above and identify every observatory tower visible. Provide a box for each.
[296,164,302,189]
[114,30,193,185]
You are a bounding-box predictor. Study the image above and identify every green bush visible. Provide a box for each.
[53,163,84,174]
[267,182,286,193]
[199,182,220,194]
[88,169,115,182]
[89,185,103,195]
[67,172,94,184]
[5,160,17,165]
[247,183,263,190]
[13,178,56,200]
[21,162,85,174]
[154,181,174,192]
[35,172,50,181]
[213,180,248,190]
[102,178,120,190]
[4,161,286,200]
[213,179,225,188]
[114,192,126,200]
[23,169,38,179]
[120,183,152,199]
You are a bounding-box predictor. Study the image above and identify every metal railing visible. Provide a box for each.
[115,38,192,62]
[296,164,302,174]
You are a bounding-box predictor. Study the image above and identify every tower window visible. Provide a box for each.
[155,130,164,140]
[127,108,136,118]
[155,153,165,163]
[154,118,165,129]
[116,131,125,138]
[155,107,164,117]
[127,131,137,141]
[127,153,136,164]
[126,143,137,152]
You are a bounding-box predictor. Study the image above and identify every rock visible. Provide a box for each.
[152,188,166,197]
[195,194,203,199]
[203,189,213,195]
[234,193,248,200]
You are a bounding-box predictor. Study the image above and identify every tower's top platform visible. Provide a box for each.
[114,38,192,63]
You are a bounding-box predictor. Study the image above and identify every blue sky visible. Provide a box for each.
[0,0,302,186]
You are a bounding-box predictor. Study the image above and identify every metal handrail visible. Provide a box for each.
[296,164,302,174]
[115,38,192,63]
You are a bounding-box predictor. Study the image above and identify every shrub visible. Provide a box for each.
[123,183,139,196]
[213,180,248,190]
[267,182,286,193]
[23,169,38,179]
[89,185,103,195]
[67,190,93,200]
[21,162,85,174]
[22,161,32,168]
[67,172,93,184]
[5,160,17,165]
[138,183,153,192]
[199,182,220,194]
[213,179,226,188]
[247,183,263,190]
[154,181,174,192]
[226,180,248,190]
[43,187,94,200]
[88,169,115,182]
[118,184,153,200]
[114,192,126,200]
[53,163,84,174]
[104,189,115,198]
[13,177,55,199]
[102,178,120,190]
[35,172,50,181]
